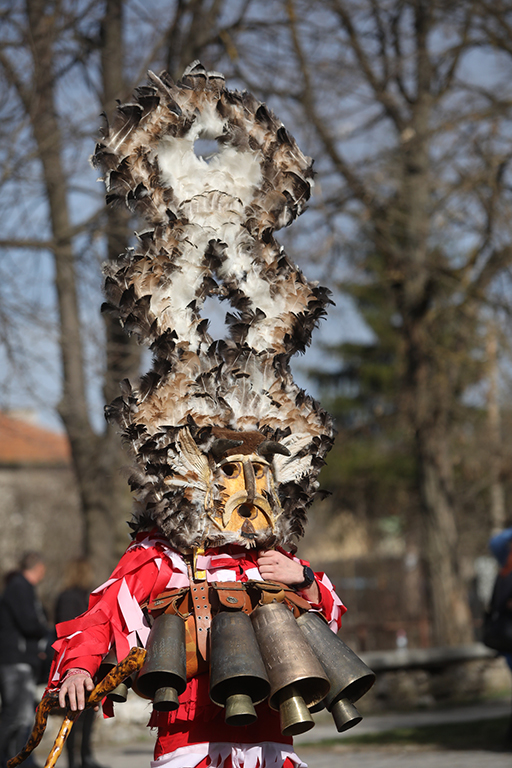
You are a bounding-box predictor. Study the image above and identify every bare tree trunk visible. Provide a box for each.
[165,0,225,78]
[25,0,115,577]
[98,0,143,560]
[396,261,474,645]
[416,426,474,644]
[486,322,505,534]
[386,4,473,645]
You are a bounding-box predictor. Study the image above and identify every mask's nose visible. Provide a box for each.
[242,460,256,505]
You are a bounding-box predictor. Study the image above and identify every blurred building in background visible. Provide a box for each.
[0,411,82,614]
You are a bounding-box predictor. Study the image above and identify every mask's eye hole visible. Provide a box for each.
[222,462,240,478]
[252,464,265,479]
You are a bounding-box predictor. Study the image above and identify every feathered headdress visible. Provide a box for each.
[93,61,334,552]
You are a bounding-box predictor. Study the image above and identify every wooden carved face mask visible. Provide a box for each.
[213,455,276,542]
[204,429,288,548]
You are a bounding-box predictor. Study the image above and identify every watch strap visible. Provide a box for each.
[296,565,315,590]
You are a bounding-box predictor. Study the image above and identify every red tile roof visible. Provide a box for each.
[0,412,71,465]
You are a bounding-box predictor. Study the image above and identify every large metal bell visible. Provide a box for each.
[251,602,330,736]
[97,648,131,703]
[134,613,187,711]
[210,611,270,726]
[297,611,376,732]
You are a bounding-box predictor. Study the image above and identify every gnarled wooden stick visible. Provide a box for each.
[43,711,80,768]
[6,693,60,768]
[8,647,147,768]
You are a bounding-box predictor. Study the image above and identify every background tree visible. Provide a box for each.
[226,0,512,645]
[0,0,249,578]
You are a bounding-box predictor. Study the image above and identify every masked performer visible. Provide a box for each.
[46,62,349,768]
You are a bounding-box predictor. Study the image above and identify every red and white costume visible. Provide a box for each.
[48,532,345,768]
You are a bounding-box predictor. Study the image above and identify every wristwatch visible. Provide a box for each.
[295,565,315,590]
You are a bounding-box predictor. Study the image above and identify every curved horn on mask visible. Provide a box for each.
[210,439,244,462]
[257,441,291,459]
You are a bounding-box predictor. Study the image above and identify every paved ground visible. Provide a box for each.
[293,745,512,768]
[295,698,512,743]
[32,698,512,768]
[88,742,512,768]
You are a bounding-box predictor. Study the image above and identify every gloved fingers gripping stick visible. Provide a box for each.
[250,601,330,736]
[296,611,376,732]
[7,647,147,768]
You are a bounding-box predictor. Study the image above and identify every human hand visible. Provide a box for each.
[257,550,320,603]
[59,670,94,711]
[257,549,305,586]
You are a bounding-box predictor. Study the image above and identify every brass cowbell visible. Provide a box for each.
[297,611,375,732]
[97,648,131,703]
[251,602,330,736]
[209,610,270,725]
[134,613,187,711]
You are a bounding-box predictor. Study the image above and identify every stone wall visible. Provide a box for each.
[0,465,82,616]
[358,655,512,713]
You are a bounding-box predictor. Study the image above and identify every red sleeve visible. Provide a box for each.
[287,550,346,632]
[301,571,346,632]
[46,539,174,691]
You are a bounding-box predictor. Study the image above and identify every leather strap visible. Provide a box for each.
[254,581,311,617]
[260,587,286,605]
[214,581,252,613]
[146,587,188,615]
[190,581,211,661]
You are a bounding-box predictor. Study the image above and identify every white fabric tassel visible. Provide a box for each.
[151,742,308,768]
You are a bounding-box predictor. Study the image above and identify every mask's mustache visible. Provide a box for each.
[222,491,273,529]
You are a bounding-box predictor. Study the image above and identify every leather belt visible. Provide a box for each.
[190,581,211,661]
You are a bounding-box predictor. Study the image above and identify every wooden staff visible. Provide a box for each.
[8,647,147,768]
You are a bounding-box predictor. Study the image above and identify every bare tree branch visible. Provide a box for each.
[330,0,407,131]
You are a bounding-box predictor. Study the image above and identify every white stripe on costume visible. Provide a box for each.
[117,577,152,646]
[118,578,144,632]
[129,535,190,588]
[128,534,169,551]
[244,567,263,581]
[91,577,117,594]
[206,569,236,582]
[195,553,264,583]
[319,573,345,631]
[151,742,307,768]
[51,632,81,682]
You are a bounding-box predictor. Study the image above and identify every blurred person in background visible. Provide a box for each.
[55,559,107,768]
[488,525,512,745]
[0,552,47,768]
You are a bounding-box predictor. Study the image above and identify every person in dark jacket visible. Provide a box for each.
[0,552,47,768]
[54,559,106,768]
[489,526,512,745]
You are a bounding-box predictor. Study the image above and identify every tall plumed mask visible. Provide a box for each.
[94,62,335,552]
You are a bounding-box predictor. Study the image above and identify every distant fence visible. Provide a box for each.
[318,554,492,653]
[319,555,432,651]
[360,642,496,672]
